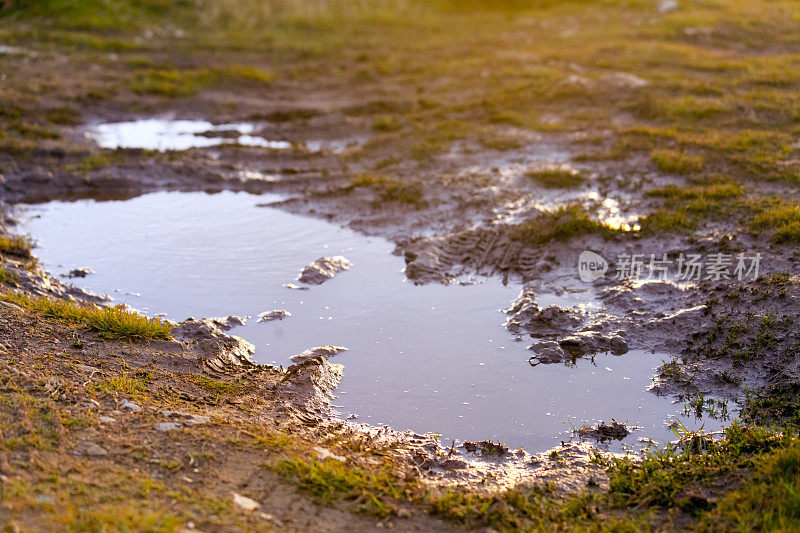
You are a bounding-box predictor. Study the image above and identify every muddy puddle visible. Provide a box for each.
[19,191,724,452]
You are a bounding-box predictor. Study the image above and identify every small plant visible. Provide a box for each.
[525,167,585,188]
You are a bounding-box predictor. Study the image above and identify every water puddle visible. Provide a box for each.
[85,118,367,155]
[86,119,292,151]
[19,191,722,452]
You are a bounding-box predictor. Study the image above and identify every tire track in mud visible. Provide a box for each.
[402,227,541,284]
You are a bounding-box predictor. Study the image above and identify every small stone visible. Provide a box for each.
[658,0,680,13]
[232,492,260,512]
[77,441,108,456]
[155,422,183,431]
[283,283,309,291]
[609,335,629,355]
[161,411,209,426]
[67,267,94,278]
[98,416,116,424]
[314,446,345,462]
[120,400,141,412]
[258,310,291,322]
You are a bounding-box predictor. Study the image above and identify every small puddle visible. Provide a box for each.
[85,118,367,155]
[20,191,723,452]
[86,119,292,151]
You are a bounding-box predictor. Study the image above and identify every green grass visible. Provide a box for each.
[190,374,242,396]
[0,389,63,452]
[639,182,746,234]
[702,443,800,530]
[773,222,800,243]
[751,203,800,243]
[0,266,18,285]
[525,167,585,188]
[348,173,427,207]
[646,183,743,202]
[274,457,404,518]
[1,292,172,340]
[512,205,616,244]
[651,148,705,175]
[372,115,402,132]
[129,65,273,97]
[609,422,785,509]
[88,373,150,401]
[0,235,32,258]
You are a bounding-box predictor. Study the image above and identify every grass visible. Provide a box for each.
[1,292,172,340]
[0,266,19,285]
[749,202,800,243]
[651,148,705,175]
[639,182,746,234]
[0,234,32,258]
[372,115,402,132]
[348,173,427,208]
[525,167,585,188]
[0,389,63,452]
[129,65,273,97]
[190,374,242,396]
[512,205,616,244]
[609,423,784,508]
[274,457,405,518]
[88,373,150,401]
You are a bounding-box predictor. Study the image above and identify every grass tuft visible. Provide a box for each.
[348,173,427,207]
[0,292,172,340]
[274,457,402,518]
[525,167,585,188]
[651,148,705,175]
[0,235,32,258]
[512,205,615,244]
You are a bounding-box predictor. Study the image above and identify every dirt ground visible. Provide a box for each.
[1,0,800,531]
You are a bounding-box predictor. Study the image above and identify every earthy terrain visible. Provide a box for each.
[1,0,800,530]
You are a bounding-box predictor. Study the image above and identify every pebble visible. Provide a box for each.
[155,422,183,431]
[232,492,260,511]
[77,441,108,456]
[121,400,141,412]
[314,446,346,462]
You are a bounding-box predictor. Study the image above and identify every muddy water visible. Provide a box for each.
[20,191,717,452]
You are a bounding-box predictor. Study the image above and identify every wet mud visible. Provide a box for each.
[3,108,798,494]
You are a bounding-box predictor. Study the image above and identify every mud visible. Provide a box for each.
[297,256,353,285]
[2,98,798,505]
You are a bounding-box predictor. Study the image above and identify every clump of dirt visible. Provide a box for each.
[578,420,630,442]
[298,256,353,285]
[463,440,509,457]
